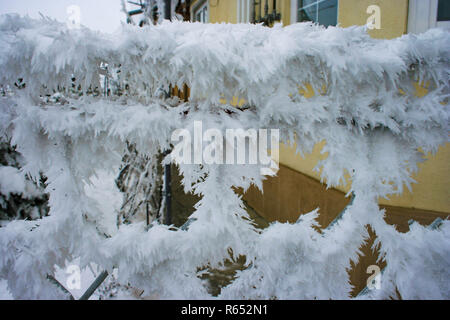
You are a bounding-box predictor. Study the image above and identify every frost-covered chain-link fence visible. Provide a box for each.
[0,14,449,299]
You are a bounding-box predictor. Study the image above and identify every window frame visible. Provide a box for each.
[191,0,209,23]
[408,0,450,34]
[237,0,253,23]
[436,0,450,27]
[293,0,339,27]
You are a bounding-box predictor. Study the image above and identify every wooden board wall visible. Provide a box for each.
[243,164,449,297]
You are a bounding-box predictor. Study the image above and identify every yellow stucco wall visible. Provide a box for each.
[191,0,237,23]
[384,146,450,213]
[279,0,449,214]
[253,0,292,25]
[280,140,450,214]
[193,0,291,25]
[209,0,237,23]
[281,0,291,26]
[192,0,449,214]
[338,0,409,39]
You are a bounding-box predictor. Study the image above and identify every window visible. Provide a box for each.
[193,0,209,23]
[298,0,338,27]
[237,0,252,23]
[437,0,450,22]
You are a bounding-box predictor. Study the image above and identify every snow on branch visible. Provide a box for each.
[0,14,449,299]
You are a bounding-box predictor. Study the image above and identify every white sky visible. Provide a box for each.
[0,0,127,33]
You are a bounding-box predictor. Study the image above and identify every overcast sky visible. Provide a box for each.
[0,0,127,33]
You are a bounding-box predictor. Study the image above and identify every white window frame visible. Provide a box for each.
[292,0,339,26]
[291,0,298,24]
[237,0,252,23]
[191,0,209,23]
[408,0,450,34]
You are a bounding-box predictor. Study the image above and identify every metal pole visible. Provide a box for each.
[259,0,262,21]
[47,274,75,300]
[164,163,172,225]
[164,0,171,21]
[79,270,109,300]
[251,0,256,23]
[146,201,150,226]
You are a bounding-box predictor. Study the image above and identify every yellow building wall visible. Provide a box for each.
[338,0,409,39]
[279,0,449,214]
[192,0,449,214]
[252,0,292,25]
[208,0,237,23]
[190,0,234,23]
[196,0,291,25]
[280,141,450,214]
[281,0,291,25]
